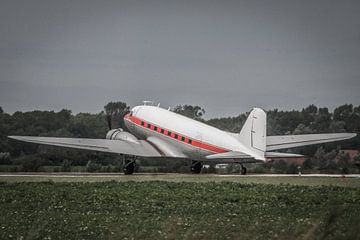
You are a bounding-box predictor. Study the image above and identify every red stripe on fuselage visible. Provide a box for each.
[124,114,228,154]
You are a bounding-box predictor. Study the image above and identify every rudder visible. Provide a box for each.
[238,108,266,154]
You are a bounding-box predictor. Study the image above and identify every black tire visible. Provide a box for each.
[123,161,135,175]
[191,161,203,174]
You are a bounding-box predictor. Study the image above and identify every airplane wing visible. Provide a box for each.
[8,136,162,157]
[266,133,356,151]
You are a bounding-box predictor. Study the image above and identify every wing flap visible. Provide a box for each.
[266,133,356,151]
[8,136,162,157]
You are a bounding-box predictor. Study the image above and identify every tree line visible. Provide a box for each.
[0,102,359,173]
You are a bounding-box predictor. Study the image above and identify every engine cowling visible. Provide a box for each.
[106,128,139,143]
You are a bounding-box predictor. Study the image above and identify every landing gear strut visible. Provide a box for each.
[123,157,136,175]
[190,161,203,174]
[240,164,247,175]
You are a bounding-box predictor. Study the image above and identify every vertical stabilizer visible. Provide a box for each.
[238,108,266,158]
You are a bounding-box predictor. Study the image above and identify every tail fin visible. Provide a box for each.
[238,108,266,157]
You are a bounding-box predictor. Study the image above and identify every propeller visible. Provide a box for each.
[106,115,112,130]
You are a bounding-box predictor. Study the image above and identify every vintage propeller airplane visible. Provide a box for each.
[9,102,356,174]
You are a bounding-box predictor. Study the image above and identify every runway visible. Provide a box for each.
[0,172,359,178]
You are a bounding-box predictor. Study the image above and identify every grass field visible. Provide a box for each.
[1,176,360,239]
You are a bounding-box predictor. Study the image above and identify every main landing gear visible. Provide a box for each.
[123,156,136,175]
[190,161,203,174]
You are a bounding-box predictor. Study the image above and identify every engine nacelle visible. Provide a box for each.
[105,128,139,143]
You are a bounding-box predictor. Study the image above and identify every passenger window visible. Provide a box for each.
[148,124,151,129]
[188,139,192,144]
[168,131,172,136]
[181,136,185,141]
[161,129,164,134]
[154,126,157,131]
[141,121,144,126]
[174,134,178,139]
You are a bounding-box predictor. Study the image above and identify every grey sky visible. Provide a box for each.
[0,0,359,118]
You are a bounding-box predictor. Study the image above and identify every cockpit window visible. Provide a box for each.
[129,111,133,116]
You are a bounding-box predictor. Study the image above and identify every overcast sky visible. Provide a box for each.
[0,0,359,118]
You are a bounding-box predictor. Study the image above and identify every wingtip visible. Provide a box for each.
[8,136,26,141]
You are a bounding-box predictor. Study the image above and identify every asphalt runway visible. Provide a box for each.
[0,172,359,178]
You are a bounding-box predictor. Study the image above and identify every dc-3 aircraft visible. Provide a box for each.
[9,102,356,175]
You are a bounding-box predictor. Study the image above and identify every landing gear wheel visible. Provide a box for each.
[240,165,247,175]
[191,161,203,174]
[123,160,135,175]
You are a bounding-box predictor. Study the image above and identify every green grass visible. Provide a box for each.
[0,181,360,240]
[1,174,360,187]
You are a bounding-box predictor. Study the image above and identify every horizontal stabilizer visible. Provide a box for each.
[265,152,304,158]
[206,151,253,160]
[266,133,356,151]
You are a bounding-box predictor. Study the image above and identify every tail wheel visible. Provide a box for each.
[191,161,203,174]
[123,160,135,175]
[241,165,247,175]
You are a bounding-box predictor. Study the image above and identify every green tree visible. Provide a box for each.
[293,123,314,135]
[329,121,346,133]
[173,105,205,120]
[68,113,107,138]
[104,101,130,129]
[324,150,338,169]
[301,104,318,127]
[0,106,3,114]
[337,151,351,174]
[314,147,327,169]
[334,104,353,122]
[313,107,331,132]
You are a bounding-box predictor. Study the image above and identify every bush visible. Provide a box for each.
[286,164,298,174]
[0,152,11,165]
[100,165,113,172]
[86,160,102,172]
[13,154,44,172]
[250,164,267,174]
[61,159,72,172]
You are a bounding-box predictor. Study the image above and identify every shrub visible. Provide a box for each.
[61,159,72,172]
[85,160,101,172]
